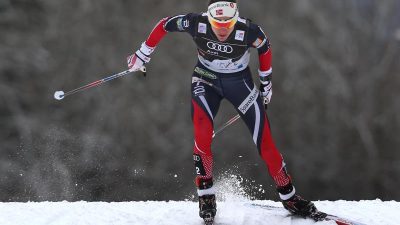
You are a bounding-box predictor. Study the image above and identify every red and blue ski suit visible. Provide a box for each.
[141,13,291,189]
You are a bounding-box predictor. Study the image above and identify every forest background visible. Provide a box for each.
[1,0,399,202]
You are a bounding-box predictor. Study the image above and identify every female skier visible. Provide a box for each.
[127,0,320,223]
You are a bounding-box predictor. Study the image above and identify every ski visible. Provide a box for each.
[248,203,366,225]
[324,214,365,225]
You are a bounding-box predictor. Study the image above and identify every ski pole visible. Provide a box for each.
[212,114,241,138]
[54,67,146,101]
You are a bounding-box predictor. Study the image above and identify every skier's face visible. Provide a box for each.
[210,16,235,42]
[211,26,234,42]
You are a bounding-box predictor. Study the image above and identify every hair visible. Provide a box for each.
[208,0,237,6]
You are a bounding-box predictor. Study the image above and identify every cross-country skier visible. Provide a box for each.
[127,0,319,223]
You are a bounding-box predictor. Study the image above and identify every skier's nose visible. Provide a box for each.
[216,27,229,35]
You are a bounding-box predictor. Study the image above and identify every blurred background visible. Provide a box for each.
[1,0,399,202]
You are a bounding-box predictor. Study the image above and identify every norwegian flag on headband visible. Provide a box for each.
[216,9,223,16]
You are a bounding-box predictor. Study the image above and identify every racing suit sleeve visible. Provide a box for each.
[248,23,272,76]
[144,13,198,48]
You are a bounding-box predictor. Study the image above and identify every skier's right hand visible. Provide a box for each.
[127,54,145,72]
[259,69,272,109]
[260,80,272,106]
[127,42,154,71]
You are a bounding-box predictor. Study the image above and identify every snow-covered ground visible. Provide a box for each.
[1,175,398,225]
[0,199,398,225]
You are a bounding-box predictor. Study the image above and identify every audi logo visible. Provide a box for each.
[207,42,233,53]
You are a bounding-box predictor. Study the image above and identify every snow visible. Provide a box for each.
[0,199,398,225]
[0,175,398,225]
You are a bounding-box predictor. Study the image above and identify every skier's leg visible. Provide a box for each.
[257,112,292,191]
[255,109,318,216]
[191,73,222,220]
[222,69,290,187]
[223,69,317,216]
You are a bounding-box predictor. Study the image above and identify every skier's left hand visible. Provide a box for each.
[260,80,272,107]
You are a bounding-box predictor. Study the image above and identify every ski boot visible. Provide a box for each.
[278,183,322,218]
[196,178,216,224]
[199,194,217,224]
